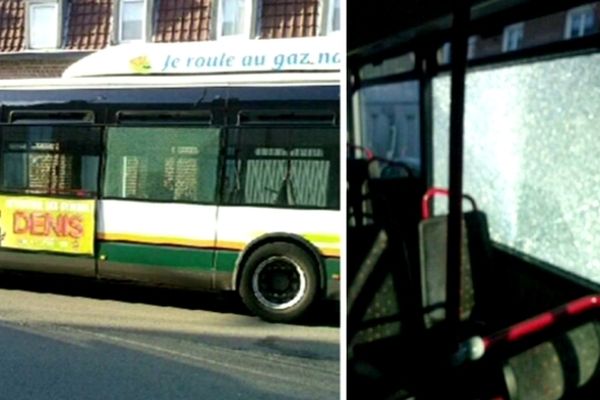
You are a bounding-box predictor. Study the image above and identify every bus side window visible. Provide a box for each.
[0,126,101,197]
[103,127,220,204]
[223,126,339,210]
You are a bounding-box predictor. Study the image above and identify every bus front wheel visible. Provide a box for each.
[239,242,319,323]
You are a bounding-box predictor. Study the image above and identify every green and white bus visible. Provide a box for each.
[0,38,341,322]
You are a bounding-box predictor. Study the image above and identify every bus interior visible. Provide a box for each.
[347,0,600,398]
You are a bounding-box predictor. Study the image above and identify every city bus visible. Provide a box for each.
[0,38,341,323]
[348,0,600,398]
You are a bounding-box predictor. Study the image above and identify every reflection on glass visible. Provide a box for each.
[330,0,340,32]
[122,0,144,41]
[358,81,420,173]
[221,0,246,36]
[29,4,58,49]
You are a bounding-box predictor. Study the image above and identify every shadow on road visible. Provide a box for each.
[0,271,339,327]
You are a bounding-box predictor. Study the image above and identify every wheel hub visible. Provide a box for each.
[252,256,307,310]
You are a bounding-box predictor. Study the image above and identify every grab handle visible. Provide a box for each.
[421,187,477,220]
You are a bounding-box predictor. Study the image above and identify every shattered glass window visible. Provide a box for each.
[433,52,600,282]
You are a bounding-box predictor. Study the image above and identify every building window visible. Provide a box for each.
[502,22,524,52]
[437,36,477,63]
[565,5,598,39]
[467,35,478,59]
[27,1,60,49]
[118,0,146,42]
[439,42,451,64]
[327,0,340,34]
[216,0,254,39]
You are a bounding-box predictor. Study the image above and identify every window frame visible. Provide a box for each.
[215,0,256,40]
[25,0,62,50]
[116,0,151,43]
[325,0,341,35]
[502,22,524,52]
[565,5,597,39]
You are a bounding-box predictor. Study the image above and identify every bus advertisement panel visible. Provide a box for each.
[0,196,95,255]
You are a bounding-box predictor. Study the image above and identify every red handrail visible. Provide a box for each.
[421,187,478,220]
[483,294,600,350]
[453,294,600,365]
[421,187,450,219]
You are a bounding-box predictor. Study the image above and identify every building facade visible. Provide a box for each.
[0,0,340,78]
[440,1,600,62]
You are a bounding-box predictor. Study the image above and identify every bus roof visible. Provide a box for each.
[62,37,341,78]
[0,72,340,91]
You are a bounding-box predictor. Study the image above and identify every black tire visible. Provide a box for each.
[239,242,320,323]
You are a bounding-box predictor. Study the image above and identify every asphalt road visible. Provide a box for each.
[0,274,340,400]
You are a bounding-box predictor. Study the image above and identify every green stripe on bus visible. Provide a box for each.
[214,249,339,278]
[98,242,214,270]
[325,258,340,278]
[215,250,241,273]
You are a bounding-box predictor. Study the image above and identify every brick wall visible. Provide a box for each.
[154,0,212,42]
[0,57,82,79]
[0,0,24,52]
[65,0,112,50]
[260,0,320,38]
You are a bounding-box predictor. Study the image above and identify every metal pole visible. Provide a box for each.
[446,0,470,347]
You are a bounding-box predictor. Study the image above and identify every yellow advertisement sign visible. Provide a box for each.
[0,196,95,255]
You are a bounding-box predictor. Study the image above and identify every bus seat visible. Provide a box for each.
[503,320,600,399]
[452,295,600,399]
[418,189,494,332]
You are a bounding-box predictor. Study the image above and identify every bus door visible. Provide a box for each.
[0,122,100,277]
[97,125,221,289]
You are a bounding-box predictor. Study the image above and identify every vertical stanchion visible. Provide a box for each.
[446,1,470,349]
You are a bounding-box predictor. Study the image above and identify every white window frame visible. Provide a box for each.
[25,0,61,50]
[117,0,149,43]
[215,0,256,40]
[502,22,524,52]
[319,0,341,36]
[565,5,597,39]
[327,0,341,35]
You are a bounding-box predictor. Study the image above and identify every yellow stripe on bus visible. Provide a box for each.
[301,233,340,244]
[320,248,340,257]
[98,233,214,248]
[214,240,246,251]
